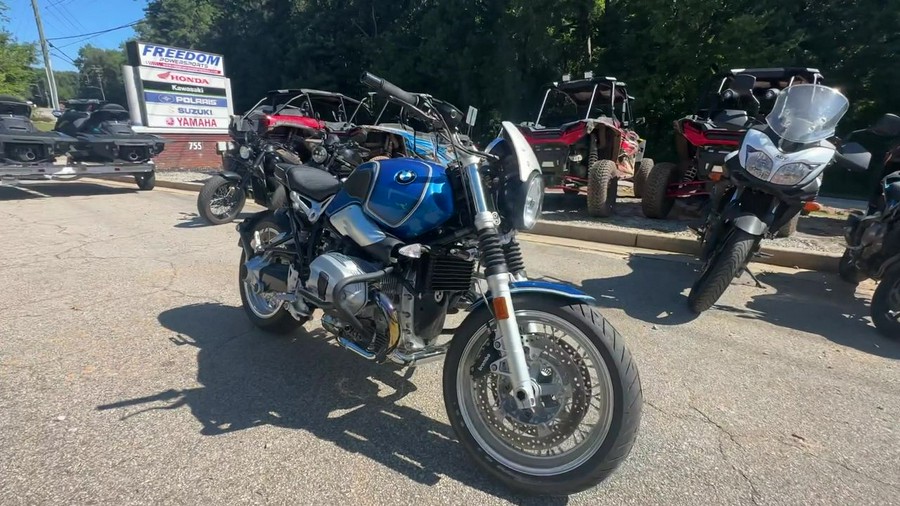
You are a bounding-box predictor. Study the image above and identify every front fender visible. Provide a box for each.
[219,171,243,182]
[729,212,768,236]
[469,280,597,311]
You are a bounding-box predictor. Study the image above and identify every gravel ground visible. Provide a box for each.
[155,169,854,254]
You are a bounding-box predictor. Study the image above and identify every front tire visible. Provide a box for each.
[586,159,618,217]
[688,229,759,313]
[443,294,642,495]
[198,175,246,225]
[632,158,653,198]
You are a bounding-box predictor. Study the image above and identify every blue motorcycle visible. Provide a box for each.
[235,72,642,495]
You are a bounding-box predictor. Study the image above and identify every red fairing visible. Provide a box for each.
[681,121,740,148]
[521,122,588,145]
[262,114,324,131]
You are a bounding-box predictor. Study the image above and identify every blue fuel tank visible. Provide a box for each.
[326,158,455,240]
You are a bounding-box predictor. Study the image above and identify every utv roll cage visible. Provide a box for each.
[534,73,635,127]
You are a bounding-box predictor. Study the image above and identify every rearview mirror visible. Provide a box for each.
[870,113,900,137]
[835,142,872,172]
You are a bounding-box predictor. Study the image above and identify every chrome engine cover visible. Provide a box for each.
[306,252,377,315]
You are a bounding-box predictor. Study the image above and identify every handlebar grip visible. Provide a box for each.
[360,72,419,108]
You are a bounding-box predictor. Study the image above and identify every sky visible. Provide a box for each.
[7,0,148,71]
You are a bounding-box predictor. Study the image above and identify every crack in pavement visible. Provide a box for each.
[691,406,762,506]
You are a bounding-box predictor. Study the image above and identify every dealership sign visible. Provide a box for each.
[125,41,233,132]
[128,42,225,76]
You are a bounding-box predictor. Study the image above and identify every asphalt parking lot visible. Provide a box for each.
[1,181,898,505]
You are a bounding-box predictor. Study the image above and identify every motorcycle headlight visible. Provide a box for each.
[745,150,773,180]
[238,145,252,159]
[521,172,544,230]
[770,162,814,186]
[312,145,329,164]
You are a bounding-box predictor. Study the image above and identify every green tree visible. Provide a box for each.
[0,1,37,97]
[136,0,219,49]
[74,45,127,105]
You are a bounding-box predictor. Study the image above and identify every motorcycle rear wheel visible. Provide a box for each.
[238,216,306,334]
[443,294,642,496]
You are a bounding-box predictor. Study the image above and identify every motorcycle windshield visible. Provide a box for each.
[765,84,849,144]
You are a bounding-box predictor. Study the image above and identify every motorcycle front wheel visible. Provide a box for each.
[688,229,759,314]
[198,175,247,225]
[443,294,642,496]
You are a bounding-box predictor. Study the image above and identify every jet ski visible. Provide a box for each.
[0,95,74,164]
[55,99,166,163]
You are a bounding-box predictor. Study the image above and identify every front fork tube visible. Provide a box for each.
[464,162,537,410]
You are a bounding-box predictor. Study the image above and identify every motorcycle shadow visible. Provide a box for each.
[714,270,900,359]
[173,212,257,229]
[97,302,569,503]
[572,253,700,326]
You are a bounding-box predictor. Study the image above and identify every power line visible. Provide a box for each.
[48,41,78,66]
[46,19,143,41]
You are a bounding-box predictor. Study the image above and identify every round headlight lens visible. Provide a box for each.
[521,173,544,230]
[770,162,814,186]
[238,145,252,159]
[312,146,329,164]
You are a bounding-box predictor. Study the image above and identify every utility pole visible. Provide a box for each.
[30,0,60,110]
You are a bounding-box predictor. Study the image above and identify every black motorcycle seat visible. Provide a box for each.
[279,164,341,201]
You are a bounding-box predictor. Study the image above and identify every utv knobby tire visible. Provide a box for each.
[198,175,246,225]
[587,159,618,217]
[135,172,155,191]
[642,162,677,219]
[632,158,654,198]
[443,294,642,496]
[688,229,759,314]
[775,214,799,238]
[838,250,868,284]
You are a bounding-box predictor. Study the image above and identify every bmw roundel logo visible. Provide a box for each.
[395,170,417,185]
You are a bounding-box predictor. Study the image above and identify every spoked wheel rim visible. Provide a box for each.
[242,225,283,319]
[209,183,242,219]
[456,311,614,476]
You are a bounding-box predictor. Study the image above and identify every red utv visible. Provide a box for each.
[518,73,652,217]
[641,67,824,232]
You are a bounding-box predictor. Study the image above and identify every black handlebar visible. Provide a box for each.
[360,72,419,108]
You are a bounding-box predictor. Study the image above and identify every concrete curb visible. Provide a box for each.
[532,221,840,273]
[107,177,841,273]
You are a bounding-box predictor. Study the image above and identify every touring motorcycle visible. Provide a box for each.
[234,72,642,495]
[688,83,870,313]
[838,113,900,338]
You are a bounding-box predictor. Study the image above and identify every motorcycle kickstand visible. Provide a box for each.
[743,266,764,289]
